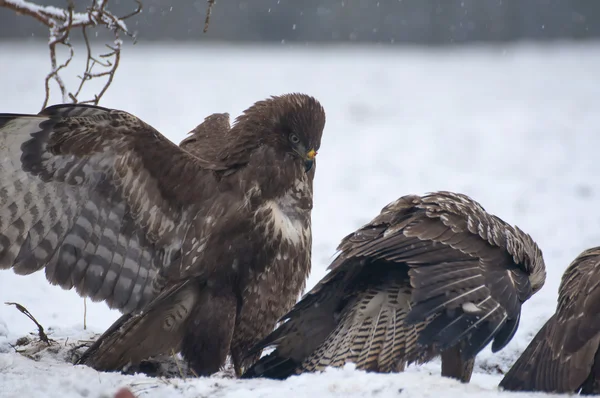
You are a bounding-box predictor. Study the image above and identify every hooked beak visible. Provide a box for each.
[304,149,317,172]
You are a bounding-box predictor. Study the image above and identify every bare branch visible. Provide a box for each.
[204,0,216,33]
[5,302,52,345]
[83,297,87,330]
[0,0,53,26]
[0,0,143,110]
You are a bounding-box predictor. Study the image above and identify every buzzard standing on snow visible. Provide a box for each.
[243,191,546,382]
[0,93,325,376]
[500,247,600,394]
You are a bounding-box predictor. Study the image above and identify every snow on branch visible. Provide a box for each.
[0,0,142,110]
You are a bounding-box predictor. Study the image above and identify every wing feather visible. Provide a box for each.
[500,247,600,393]
[500,315,600,393]
[331,192,544,356]
[243,191,545,379]
[243,268,436,379]
[0,104,241,313]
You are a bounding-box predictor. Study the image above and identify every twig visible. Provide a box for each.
[7,343,20,353]
[0,0,143,110]
[5,302,51,345]
[83,43,122,105]
[204,0,216,33]
[171,349,186,381]
[0,0,53,26]
[83,297,87,330]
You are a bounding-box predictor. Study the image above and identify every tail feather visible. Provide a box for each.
[355,308,389,370]
[300,281,436,374]
[241,351,300,379]
[310,304,360,370]
[77,281,198,372]
[243,275,438,380]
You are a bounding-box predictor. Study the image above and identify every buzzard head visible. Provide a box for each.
[234,93,326,173]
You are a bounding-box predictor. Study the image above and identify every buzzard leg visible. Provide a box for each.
[232,352,243,378]
[232,349,261,377]
[182,288,238,376]
[441,344,475,383]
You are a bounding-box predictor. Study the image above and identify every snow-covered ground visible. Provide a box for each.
[0,41,599,397]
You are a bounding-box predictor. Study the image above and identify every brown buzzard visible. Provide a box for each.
[242,191,546,382]
[0,93,325,376]
[179,112,231,160]
[500,247,600,394]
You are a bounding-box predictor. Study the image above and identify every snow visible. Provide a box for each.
[4,0,130,34]
[1,40,600,397]
[3,0,68,20]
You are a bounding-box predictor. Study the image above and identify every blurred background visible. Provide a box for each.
[1,0,600,44]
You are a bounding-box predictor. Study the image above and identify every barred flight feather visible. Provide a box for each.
[243,191,545,384]
[1,94,326,377]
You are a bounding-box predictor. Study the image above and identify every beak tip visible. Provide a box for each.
[304,159,314,173]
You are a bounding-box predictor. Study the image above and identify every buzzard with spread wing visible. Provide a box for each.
[243,192,546,382]
[0,93,325,376]
[500,247,600,394]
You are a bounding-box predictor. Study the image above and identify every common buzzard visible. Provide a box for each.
[0,93,325,376]
[500,247,600,394]
[242,191,546,382]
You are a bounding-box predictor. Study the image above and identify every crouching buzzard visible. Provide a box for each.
[0,93,325,376]
[500,247,600,394]
[243,191,546,382]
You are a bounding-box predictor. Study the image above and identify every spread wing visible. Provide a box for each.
[301,192,543,358]
[0,104,242,313]
[179,112,232,169]
[243,191,545,378]
[499,247,600,393]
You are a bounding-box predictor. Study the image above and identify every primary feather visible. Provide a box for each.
[243,191,545,381]
[0,93,326,376]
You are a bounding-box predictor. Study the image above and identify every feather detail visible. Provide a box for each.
[500,247,600,394]
[1,93,326,377]
[243,191,545,382]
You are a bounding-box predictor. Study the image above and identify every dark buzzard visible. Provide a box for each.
[242,191,546,382]
[0,93,325,376]
[500,247,600,394]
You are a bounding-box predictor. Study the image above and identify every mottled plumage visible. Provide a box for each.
[243,191,546,382]
[179,112,231,161]
[500,247,600,394]
[0,93,326,376]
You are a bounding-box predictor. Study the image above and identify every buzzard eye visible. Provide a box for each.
[289,134,300,144]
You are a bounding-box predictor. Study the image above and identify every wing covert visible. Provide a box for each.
[0,104,234,312]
